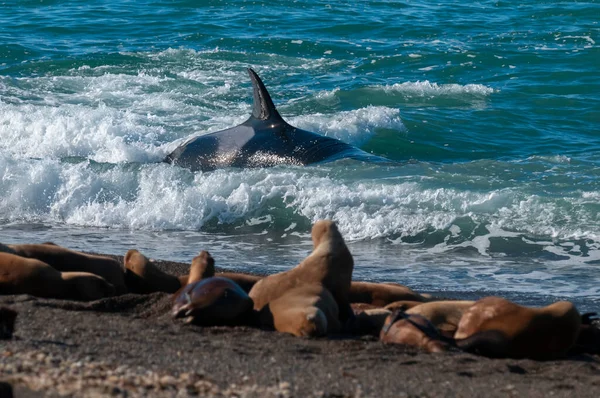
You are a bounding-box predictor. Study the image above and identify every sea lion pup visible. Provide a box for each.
[124,249,182,294]
[0,252,116,301]
[0,307,18,339]
[380,310,450,353]
[8,243,127,295]
[349,281,429,307]
[172,277,255,326]
[454,297,581,359]
[259,284,341,337]
[405,301,475,337]
[249,220,354,323]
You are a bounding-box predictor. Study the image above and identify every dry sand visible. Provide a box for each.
[2,257,600,397]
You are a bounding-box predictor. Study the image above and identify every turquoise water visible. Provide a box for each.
[1,1,599,309]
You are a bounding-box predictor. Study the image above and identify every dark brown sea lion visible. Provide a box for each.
[172,276,254,326]
[249,220,354,323]
[8,243,127,294]
[570,313,600,355]
[259,284,341,337]
[406,301,475,337]
[0,252,116,301]
[384,300,428,312]
[124,249,182,294]
[454,297,581,359]
[0,307,17,339]
[352,307,392,336]
[349,281,429,307]
[380,310,449,353]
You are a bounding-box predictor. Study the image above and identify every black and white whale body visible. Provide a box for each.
[164,69,391,171]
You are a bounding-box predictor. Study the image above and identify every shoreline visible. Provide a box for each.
[2,256,600,397]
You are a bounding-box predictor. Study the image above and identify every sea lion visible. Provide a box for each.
[405,301,475,337]
[0,252,116,301]
[384,300,428,312]
[187,251,215,284]
[349,281,429,307]
[380,310,449,353]
[124,249,182,294]
[259,284,341,337]
[571,313,600,355]
[0,307,17,339]
[8,243,127,294]
[172,276,255,326]
[454,297,581,359]
[249,220,354,323]
[216,272,262,293]
[352,307,392,336]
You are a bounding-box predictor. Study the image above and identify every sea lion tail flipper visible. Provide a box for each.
[247,68,284,123]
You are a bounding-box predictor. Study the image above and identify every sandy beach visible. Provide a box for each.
[1,256,599,398]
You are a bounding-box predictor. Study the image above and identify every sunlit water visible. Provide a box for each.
[1,1,599,310]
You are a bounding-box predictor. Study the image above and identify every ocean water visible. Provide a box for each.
[1,1,599,310]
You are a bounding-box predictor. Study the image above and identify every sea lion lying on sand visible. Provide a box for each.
[124,249,183,294]
[454,297,581,359]
[405,301,475,337]
[380,309,450,353]
[259,284,341,337]
[8,243,127,295]
[249,220,354,323]
[172,276,255,326]
[0,252,116,301]
[349,282,429,307]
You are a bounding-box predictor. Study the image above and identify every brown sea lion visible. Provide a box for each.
[380,310,449,353]
[352,308,392,336]
[259,284,341,337]
[454,297,581,359]
[384,300,427,312]
[406,301,475,337]
[0,307,17,339]
[249,220,354,323]
[8,243,127,294]
[124,249,182,294]
[172,276,254,326]
[0,252,116,301]
[349,281,429,307]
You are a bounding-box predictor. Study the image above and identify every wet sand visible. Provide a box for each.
[2,257,600,397]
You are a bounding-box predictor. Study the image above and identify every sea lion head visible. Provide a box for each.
[172,277,253,326]
[311,220,342,248]
[381,310,448,353]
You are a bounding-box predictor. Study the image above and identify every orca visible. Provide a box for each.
[164,68,391,171]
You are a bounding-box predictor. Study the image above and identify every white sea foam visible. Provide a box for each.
[377,80,495,97]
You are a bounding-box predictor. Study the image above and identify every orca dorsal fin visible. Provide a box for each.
[248,68,284,122]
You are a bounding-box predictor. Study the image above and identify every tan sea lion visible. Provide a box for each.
[172,276,255,326]
[380,310,449,353]
[249,220,354,323]
[0,252,116,301]
[187,251,215,284]
[8,243,127,294]
[454,297,581,359]
[349,281,429,307]
[124,249,182,294]
[259,284,341,337]
[406,301,475,337]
